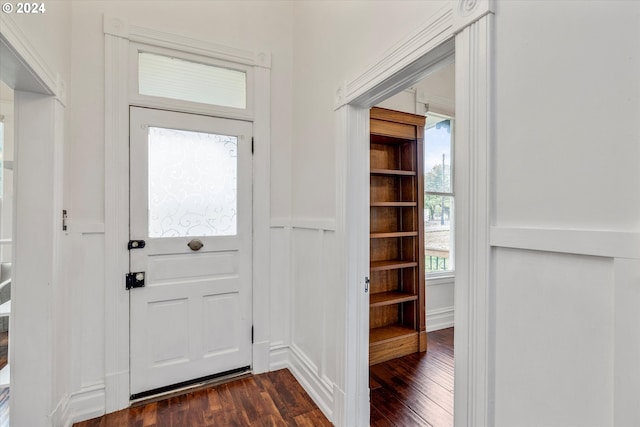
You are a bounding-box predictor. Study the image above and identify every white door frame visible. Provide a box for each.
[334,2,494,426]
[104,16,272,412]
[0,13,67,427]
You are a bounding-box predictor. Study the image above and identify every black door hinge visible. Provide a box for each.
[62,209,68,231]
[251,137,254,154]
[128,239,146,250]
[126,272,145,290]
[251,325,254,343]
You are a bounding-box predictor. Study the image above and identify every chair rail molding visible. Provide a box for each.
[334,1,494,426]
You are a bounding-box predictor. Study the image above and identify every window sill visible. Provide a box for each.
[426,272,455,286]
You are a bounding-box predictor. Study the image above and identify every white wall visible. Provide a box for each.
[10,1,639,425]
[291,0,640,425]
[491,1,640,425]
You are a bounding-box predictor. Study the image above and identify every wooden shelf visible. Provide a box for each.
[370,168,416,176]
[370,201,417,207]
[370,291,418,307]
[370,231,417,239]
[368,107,426,365]
[370,260,418,271]
[370,325,418,345]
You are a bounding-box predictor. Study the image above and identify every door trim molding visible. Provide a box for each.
[334,1,494,425]
[104,16,272,412]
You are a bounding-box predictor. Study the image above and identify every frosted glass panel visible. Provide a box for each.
[148,127,237,237]
[139,52,246,109]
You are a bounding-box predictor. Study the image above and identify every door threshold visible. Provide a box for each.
[130,366,251,406]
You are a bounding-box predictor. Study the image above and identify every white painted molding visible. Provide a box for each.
[0,12,60,98]
[453,14,494,427]
[104,30,131,412]
[66,222,105,234]
[291,218,337,231]
[270,217,337,231]
[427,275,456,286]
[336,103,371,427]
[337,5,454,109]
[451,0,495,34]
[427,306,455,332]
[269,344,290,371]
[288,344,334,422]
[103,15,271,69]
[490,226,640,260]
[61,383,106,427]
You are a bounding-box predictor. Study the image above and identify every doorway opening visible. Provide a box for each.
[369,59,456,426]
[0,80,12,427]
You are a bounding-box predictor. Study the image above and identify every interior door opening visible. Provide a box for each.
[369,58,456,427]
[0,80,13,427]
[128,107,253,400]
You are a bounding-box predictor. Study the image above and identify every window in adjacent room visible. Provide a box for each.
[424,113,454,274]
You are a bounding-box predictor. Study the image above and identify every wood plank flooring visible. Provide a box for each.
[70,328,453,427]
[73,369,332,427]
[370,327,454,427]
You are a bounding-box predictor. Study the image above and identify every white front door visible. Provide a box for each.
[129,107,253,398]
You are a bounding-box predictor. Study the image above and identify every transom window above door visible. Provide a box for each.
[138,52,247,109]
[129,44,254,117]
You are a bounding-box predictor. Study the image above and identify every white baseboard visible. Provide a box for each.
[252,340,270,374]
[427,306,454,332]
[287,344,334,422]
[269,344,290,371]
[61,383,106,427]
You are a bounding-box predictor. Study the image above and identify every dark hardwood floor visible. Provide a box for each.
[69,328,453,427]
[370,327,454,427]
[74,369,331,427]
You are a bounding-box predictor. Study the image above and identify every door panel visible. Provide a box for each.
[129,107,252,397]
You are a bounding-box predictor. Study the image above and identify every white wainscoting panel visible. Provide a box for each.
[426,276,455,332]
[494,248,615,427]
[283,224,338,423]
[269,226,291,354]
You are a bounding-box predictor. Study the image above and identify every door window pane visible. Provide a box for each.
[139,52,246,109]
[148,127,237,237]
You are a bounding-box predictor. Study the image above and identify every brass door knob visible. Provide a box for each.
[187,239,204,251]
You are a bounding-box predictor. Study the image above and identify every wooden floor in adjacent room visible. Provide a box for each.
[370,327,454,427]
[73,369,331,427]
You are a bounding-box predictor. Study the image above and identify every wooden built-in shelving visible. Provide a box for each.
[368,107,426,366]
[370,169,417,176]
[369,291,418,307]
[370,201,417,207]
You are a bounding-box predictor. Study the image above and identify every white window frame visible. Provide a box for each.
[424,112,455,279]
[128,42,254,120]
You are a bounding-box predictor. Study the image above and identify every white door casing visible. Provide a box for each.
[129,107,252,397]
